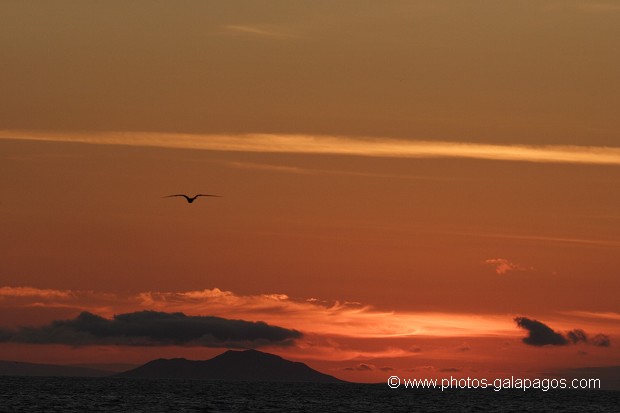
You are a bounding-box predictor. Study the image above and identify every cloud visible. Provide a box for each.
[0,286,519,344]
[565,329,610,347]
[4,285,617,354]
[343,363,375,371]
[3,285,616,364]
[0,286,72,299]
[591,334,611,347]
[484,258,531,275]
[220,25,296,39]
[515,317,570,346]
[560,311,620,321]
[3,131,620,165]
[0,311,301,348]
[566,329,588,344]
[220,160,440,181]
[221,161,310,175]
[515,317,611,347]
[0,285,521,362]
[576,2,620,13]
[131,289,518,340]
[544,1,620,13]
[407,365,435,372]
[457,232,620,249]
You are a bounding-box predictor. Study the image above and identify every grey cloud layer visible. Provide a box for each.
[0,311,302,348]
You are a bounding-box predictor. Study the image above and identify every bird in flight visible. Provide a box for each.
[163,194,222,203]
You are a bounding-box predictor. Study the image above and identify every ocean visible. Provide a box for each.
[0,376,618,412]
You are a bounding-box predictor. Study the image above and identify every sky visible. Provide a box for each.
[1,1,619,384]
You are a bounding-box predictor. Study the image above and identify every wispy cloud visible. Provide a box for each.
[220,24,296,39]
[576,2,620,12]
[3,131,620,166]
[222,161,311,175]
[343,363,375,371]
[136,289,516,339]
[0,286,72,299]
[457,232,620,249]
[0,286,515,340]
[484,258,532,275]
[544,1,620,12]
[560,311,620,321]
[220,160,443,180]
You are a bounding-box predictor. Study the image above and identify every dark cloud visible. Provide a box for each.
[514,317,611,348]
[0,329,11,342]
[591,334,611,347]
[406,365,435,372]
[378,366,394,372]
[514,317,567,346]
[566,329,609,346]
[566,329,588,344]
[344,363,375,371]
[0,311,301,348]
[440,368,461,372]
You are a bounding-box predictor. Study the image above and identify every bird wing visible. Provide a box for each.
[162,194,190,199]
[196,194,222,197]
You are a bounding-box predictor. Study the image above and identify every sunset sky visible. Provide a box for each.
[1,1,619,383]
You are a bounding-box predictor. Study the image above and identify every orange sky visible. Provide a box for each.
[1,1,619,383]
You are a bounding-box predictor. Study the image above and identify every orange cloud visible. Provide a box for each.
[0,286,515,339]
[0,286,73,299]
[2,286,620,371]
[484,258,532,275]
[3,285,619,364]
[134,289,517,339]
[219,24,297,39]
[561,311,620,321]
[3,131,620,165]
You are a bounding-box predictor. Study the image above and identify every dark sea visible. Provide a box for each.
[0,376,618,412]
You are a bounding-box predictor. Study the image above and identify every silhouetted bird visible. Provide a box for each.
[163,194,221,203]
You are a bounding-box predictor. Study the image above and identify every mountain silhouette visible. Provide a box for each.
[117,349,344,383]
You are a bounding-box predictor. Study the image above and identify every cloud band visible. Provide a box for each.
[0,310,302,348]
[3,131,620,165]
